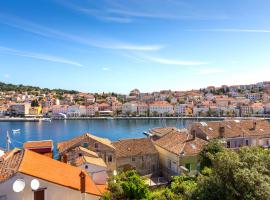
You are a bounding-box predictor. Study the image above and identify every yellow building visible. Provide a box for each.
[29,106,42,115]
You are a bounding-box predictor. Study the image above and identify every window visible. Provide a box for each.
[245,139,249,146]
[85,165,88,169]
[108,155,113,162]
[83,143,88,148]
[34,189,45,200]
[94,143,99,149]
[78,153,82,157]
[227,141,230,148]
[266,140,270,146]
[132,157,135,162]
[168,159,172,169]
[185,163,191,172]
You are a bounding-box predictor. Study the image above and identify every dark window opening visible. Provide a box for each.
[108,155,113,162]
[34,189,45,200]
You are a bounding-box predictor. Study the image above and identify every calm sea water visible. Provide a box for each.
[0,119,220,151]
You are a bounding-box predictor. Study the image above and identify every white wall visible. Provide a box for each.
[0,173,100,200]
[80,163,108,185]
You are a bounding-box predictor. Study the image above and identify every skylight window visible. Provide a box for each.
[234,120,240,123]
[209,127,213,131]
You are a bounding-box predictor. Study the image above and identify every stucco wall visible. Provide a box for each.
[0,173,100,200]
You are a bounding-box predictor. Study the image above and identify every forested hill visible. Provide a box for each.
[0,82,78,95]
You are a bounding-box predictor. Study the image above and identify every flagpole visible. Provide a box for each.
[6,130,10,152]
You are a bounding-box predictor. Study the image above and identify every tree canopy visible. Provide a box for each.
[103,144,270,200]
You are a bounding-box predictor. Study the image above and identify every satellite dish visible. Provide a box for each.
[13,179,25,193]
[31,179,40,190]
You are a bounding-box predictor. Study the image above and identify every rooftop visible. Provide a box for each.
[154,129,207,156]
[112,138,158,158]
[0,149,103,196]
[57,133,115,154]
[75,156,107,168]
[191,119,270,139]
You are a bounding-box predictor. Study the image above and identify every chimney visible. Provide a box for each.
[219,126,225,138]
[62,153,68,163]
[79,171,86,193]
[192,130,196,140]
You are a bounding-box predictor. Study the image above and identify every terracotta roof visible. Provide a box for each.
[154,130,207,156]
[23,140,53,149]
[57,133,115,153]
[149,127,178,137]
[192,119,270,139]
[150,101,172,106]
[0,149,102,196]
[96,184,108,195]
[75,156,107,168]
[112,138,158,158]
[0,148,23,182]
[77,146,99,158]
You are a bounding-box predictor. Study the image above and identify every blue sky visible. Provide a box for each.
[0,0,270,93]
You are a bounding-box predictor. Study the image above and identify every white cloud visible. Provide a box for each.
[4,74,10,78]
[0,46,83,67]
[0,13,163,51]
[146,56,209,66]
[58,0,228,23]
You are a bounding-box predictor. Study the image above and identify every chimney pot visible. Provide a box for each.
[79,171,86,193]
[219,126,225,138]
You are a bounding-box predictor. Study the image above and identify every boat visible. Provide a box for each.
[41,118,52,122]
[12,129,21,134]
[106,117,114,120]
[143,131,153,137]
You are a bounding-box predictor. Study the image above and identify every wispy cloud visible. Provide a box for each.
[57,0,228,23]
[146,56,209,66]
[195,68,225,75]
[101,67,110,71]
[188,29,270,33]
[0,13,162,51]
[4,74,10,78]
[0,46,83,67]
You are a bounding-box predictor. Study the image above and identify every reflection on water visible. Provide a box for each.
[0,119,220,149]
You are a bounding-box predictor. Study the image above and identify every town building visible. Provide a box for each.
[122,102,138,115]
[112,138,159,176]
[149,101,174,116]
[23,140,54,158]
[57,133,116,173]
[74,156,108,185]
[9,103,31,116]
[189,119,270,149]
[0,149,104,200]
[153,129,207,179]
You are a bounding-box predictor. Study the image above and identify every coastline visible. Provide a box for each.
[0,116,269,122]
